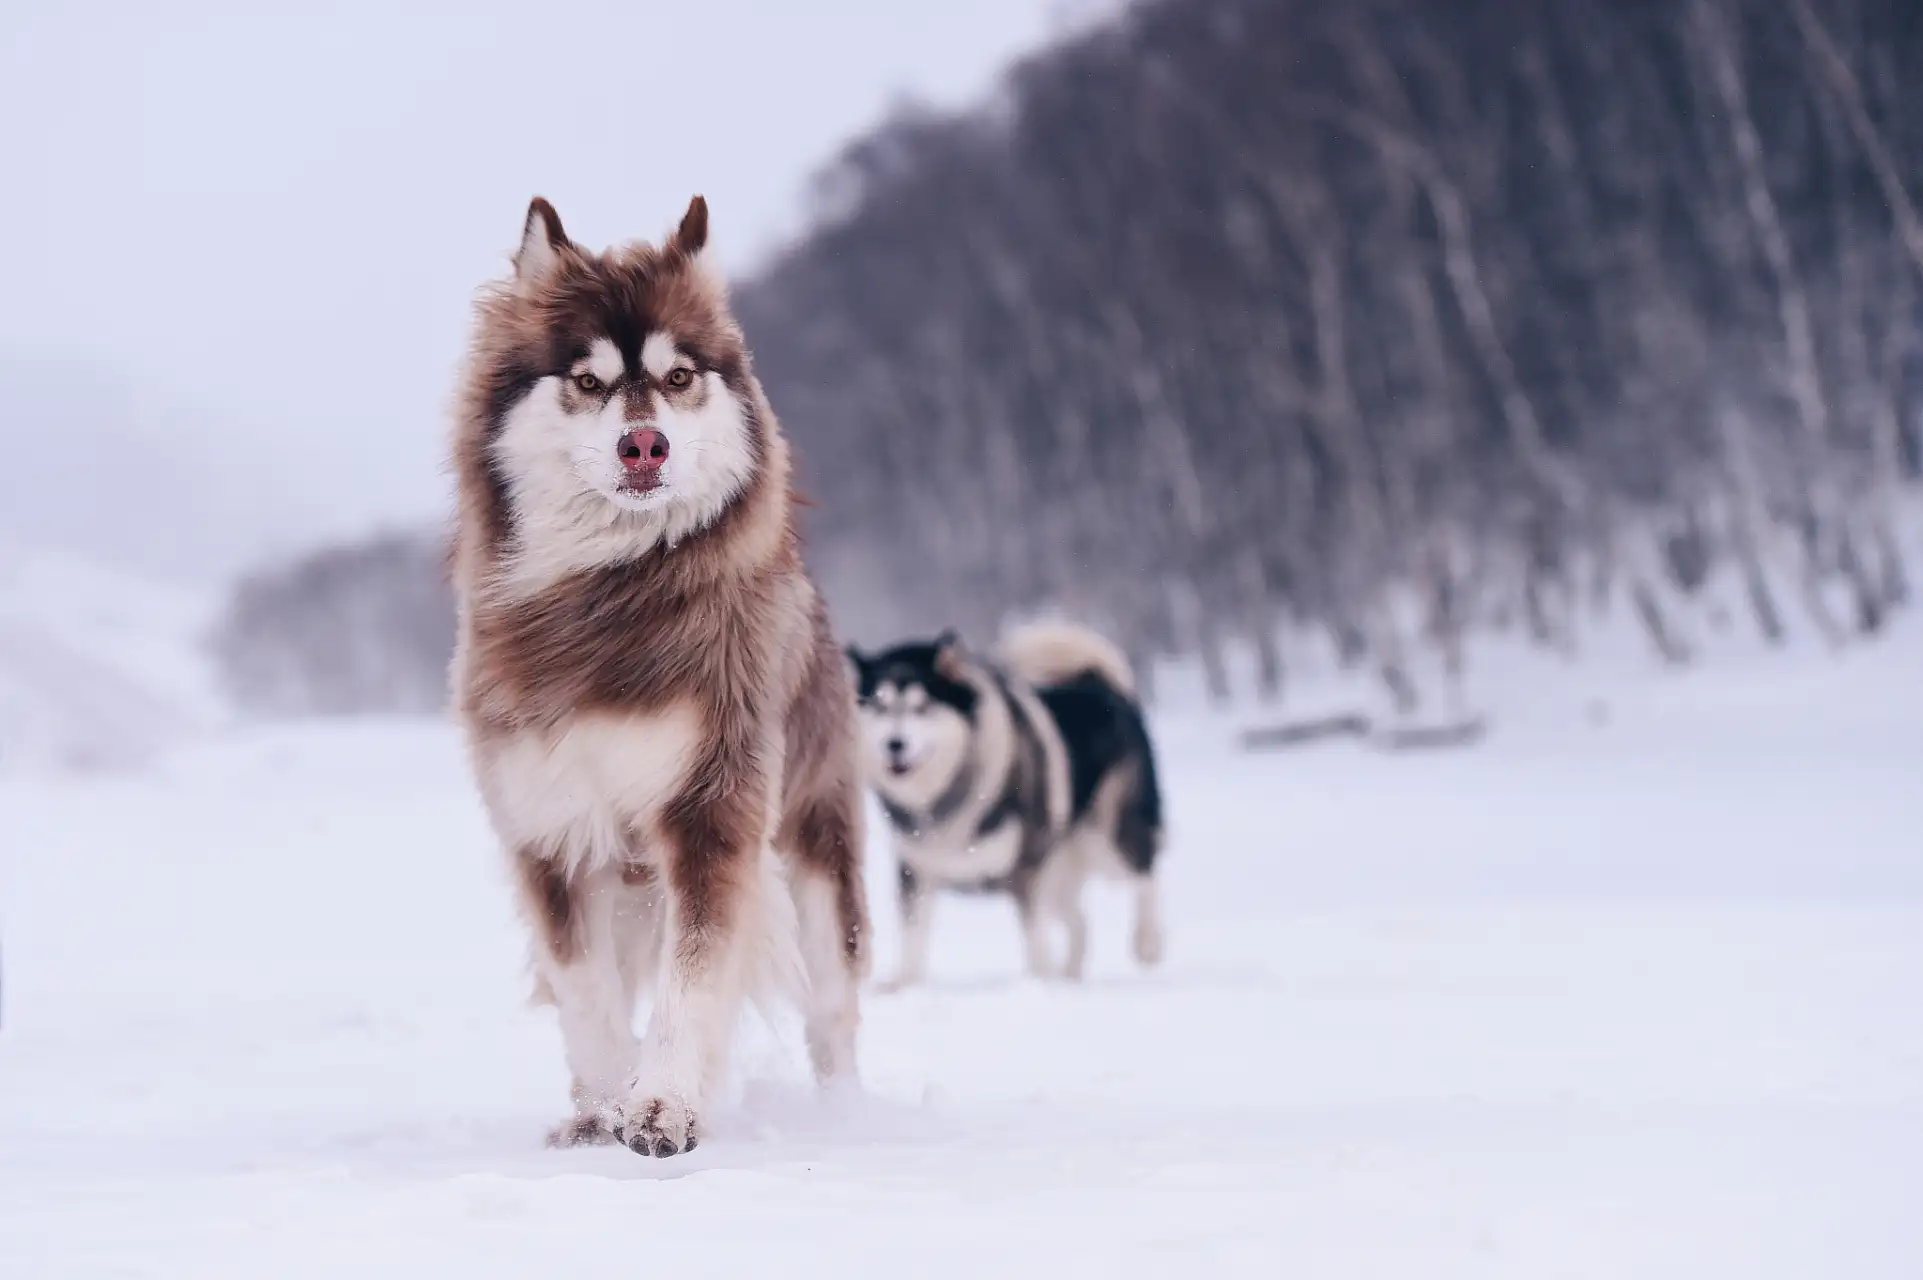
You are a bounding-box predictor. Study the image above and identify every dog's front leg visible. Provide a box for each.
[879,862,934,992]
[619,740,768,1158]
[513,854,637,1146]
[1014,880,1058,980]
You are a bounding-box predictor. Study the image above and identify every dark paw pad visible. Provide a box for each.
[619,1098,697,1158]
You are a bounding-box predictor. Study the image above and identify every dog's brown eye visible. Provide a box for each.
[573,372,600,392]
[666,367,693,389]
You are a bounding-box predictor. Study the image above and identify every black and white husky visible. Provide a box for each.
[846,623,1166,986]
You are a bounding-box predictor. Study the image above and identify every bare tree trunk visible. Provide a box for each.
[1421,531,1470,717]
[1234,548,1285,703]
[1293,97,1583,650]
[1785,0,1923,277]
[1340,20,1483,701]
[1195,610,1233,706]
[1715,404,1788,644]
[1689,0,1852,643]
[1869,277,1915,609]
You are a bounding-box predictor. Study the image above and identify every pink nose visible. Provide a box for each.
[618,428,669,472]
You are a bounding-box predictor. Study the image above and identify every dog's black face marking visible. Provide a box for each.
[849,640,978,719]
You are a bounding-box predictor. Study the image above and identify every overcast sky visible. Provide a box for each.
[0,0,1108,580]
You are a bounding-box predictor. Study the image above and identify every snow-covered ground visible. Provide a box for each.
[0,551,223,772]
[2,625,1919,1277]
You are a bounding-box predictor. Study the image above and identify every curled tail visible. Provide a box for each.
[997,621,1137,696]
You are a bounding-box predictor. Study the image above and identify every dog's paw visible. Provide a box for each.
[619,1096,698,1158]
[873,974,920,995]
[545,1112,619,1149]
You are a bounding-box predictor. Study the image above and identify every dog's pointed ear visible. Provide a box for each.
[669,194,709,258]
[843,643,868,684]
[933,629,967,681]
[515,197,570,284]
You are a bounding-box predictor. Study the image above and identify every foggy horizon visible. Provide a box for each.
[0,0,1113,581]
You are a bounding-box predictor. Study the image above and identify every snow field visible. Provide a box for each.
[2,629,1920,1276]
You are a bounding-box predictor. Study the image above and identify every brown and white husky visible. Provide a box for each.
[450,195,867,1158]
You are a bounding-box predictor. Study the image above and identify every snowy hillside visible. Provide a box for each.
[1,629,1919,1276]
[0,550,224,772]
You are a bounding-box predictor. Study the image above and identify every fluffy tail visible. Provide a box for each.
[997,620,1137,696]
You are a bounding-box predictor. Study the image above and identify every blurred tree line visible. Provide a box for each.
[213,0,1923,713]
[210,534,452,716]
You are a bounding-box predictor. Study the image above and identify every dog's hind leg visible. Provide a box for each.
[784,796,868,1085]
[1014,880,1059,980]
[612,861,666,1015]
[1109,763,1167,968]
[790,865,863,1084]
[1059,879,1090,981]
[1131,873,1165,966]
[1032,844,1090,981]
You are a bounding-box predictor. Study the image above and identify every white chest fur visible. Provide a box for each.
[481,705,703,874]
[894,822,1024,886]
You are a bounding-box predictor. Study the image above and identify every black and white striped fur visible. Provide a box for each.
[846,623,1165,986]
